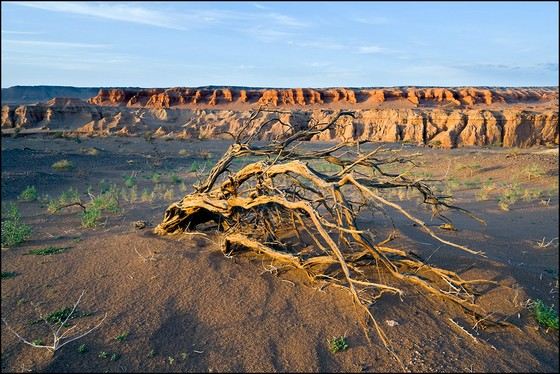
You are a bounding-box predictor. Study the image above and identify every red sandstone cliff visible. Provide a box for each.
[87,87,558,110]
[2,87,558,148]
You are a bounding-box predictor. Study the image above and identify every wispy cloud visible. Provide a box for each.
[354,16,389,25]
[266,12,309,28]
[357,45,385,54]
[3,39,109,49]
[1,30,43,35]
[11,1,187,30]
[287,39,345,50]
[252,3,269,10]
[10,2,310,31]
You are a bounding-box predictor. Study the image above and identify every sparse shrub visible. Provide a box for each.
[120,187,130,203]
[115,332,129,342]
[47,187,81,213]
[522,188,543,202]
[81,208,101,228]
[327,336,348,353]
[89,188,120,214]
[532,299,559,330]
[150,172,161,184]
[1,271,18,279]
[179,182,188,193]
[123,175,137,188]
[18,186,38,202]
[170,173,181,184]
[81,147,99,156]
[1,204,32,247]
[78,344,88,353]
[178,149,189,156]
[51,159,74,171]
[475,181,496,201]
[163,189,175,201]
[523,164,545,181]
[463,179,481,189]
[141,188,152,202]
[190,161,200,173]
[498,183,522,211]
[27,246,68,256]
[129,185,138,202]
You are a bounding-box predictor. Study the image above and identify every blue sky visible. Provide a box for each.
[1,1,558,87]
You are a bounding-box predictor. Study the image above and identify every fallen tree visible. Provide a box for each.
[155,108,503,365]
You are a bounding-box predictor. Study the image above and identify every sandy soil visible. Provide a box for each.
[1,135,558,372]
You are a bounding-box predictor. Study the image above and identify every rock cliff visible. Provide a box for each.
[2,87,558,148]
[87,87,558,109]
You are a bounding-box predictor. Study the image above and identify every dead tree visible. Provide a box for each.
[155,108,503,363]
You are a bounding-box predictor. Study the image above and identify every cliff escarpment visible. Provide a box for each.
[87,87,558,110]
[2,87,558,148]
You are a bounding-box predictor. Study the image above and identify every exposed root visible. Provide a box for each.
[154,108,502,367]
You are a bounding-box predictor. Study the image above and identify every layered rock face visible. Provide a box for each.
[87,87,558,109]
[2,87,558,148]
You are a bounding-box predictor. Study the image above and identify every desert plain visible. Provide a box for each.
[1,86,559,373]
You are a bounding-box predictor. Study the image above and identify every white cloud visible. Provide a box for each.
[3,39,110,48]
[354,16,389,25]
[1,30,43,35]
[10,2,310,31]
[357,45,385,54]
[11,1,187,30]
[266,12,309,28]
[287,40,345,50]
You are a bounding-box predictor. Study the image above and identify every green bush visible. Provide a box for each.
[81,208,101,228]
[123,175,137,188]
[51,159,74,171]
[18,186,38,202]
[1,204,32,247]
[532,299,559,330]
[327,336,348,353]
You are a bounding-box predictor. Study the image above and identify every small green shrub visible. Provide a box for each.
[532,299,559,330]
[123,175,137,188]
[44,307,79,325]
[27,246,68,256]
[170,173,181,184]
[1,271,18,279]
[498,183,522,211]
[98,351,109,359]
[115,332,129,342]
[81,208,101,228]
[190,161,200,173]
[1,204,32,247]
[110,353,121,361]
[327,336,348,353]
[18,186,38,202]
[51,159,74,171]
[163,189,175,201]
[129,185,138,203]
[32,339,44,346]
[81,147,99,156]
[47,187,81,213]
[523,164,546,181]
[150,172,162,184]
[141,188,152,202]
[78,344,88,353]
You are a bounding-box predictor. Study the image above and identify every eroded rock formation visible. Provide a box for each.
[2,87,558,148]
